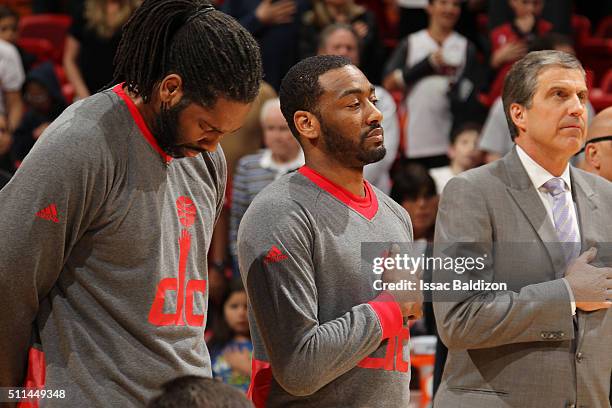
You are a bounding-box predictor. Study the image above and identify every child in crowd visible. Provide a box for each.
[209,280,252,393]
[485,0,552,103]
[429,122,482,193]
[391,162,439,243]
[11,62,67,168]
[0,6,35,72]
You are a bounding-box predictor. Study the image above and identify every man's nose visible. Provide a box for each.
[367,101,383,124]
[567,94,586,117]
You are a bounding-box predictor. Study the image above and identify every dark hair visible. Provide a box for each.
[529,32,574,53]
[113,0,262,106]
[450,121,481,145]
[0,6,18,21]
[209,279,247,350]
[502,50,584,140]
[148,376,252,408]
[279,55,352,138]
[390,162,437,203]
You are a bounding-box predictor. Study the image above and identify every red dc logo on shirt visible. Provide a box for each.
[358,328,410,373]
[148,196,207,327]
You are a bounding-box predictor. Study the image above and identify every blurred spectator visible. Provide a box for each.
[0,38,25,132]
[384,0,477,169]
[390,162,438,242]
[454,0,487,53]
[0,114,13,175]
[478,97,511,162]
[486,0,552,104]
[300,0,383,83]
[318,23,400,193]
[0,6,36,72]
[223,0,309,91]
[64,0,140,100]
[229,98,303,262]
[583,107,612,182]
[390,162,442,391]
[487,0,571,35]
[11,62,67,168]
[148,376,253,408]
[479,33,595,163]
[430,122,482,193]
[211,82,277,280]
[354,0,399,52]
[208,280,253,393]
[220,83,278,176]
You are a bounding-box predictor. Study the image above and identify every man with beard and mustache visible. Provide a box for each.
[237,55,422,407]
[0,1,262,406]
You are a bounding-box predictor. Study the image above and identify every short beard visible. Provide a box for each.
[320,119,386,167]
[152,98,191,158]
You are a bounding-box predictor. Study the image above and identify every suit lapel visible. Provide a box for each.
[503,148,567,277]
[569,168,600,336]
[570,168,598,251]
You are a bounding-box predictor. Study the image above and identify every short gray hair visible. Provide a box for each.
[502,50,585,140]
[259,97,281,125]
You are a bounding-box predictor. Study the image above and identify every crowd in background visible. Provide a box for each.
[1,0,611,402]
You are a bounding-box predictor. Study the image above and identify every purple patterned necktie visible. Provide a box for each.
[542,177,580,261]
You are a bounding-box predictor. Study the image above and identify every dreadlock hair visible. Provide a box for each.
[279,55,352,138]
[113,0,262,106]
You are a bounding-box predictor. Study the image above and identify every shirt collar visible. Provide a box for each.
[260,149,305,173]
[516,145,572,192]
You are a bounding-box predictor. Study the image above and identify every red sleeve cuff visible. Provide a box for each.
[368,291,403,339]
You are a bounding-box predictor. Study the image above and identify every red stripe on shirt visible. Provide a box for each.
[112,83,173,164]
[248,359,272,408]
[17,347,46,408]
[298,166,379,220]
[368,291,403,339]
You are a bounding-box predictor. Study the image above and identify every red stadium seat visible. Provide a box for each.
[595,16,612,38]
[600,69,612,93]
[589,70,612,112]
[571,14,592,48]
[16,38,54,65]
[477,13,489,36]
[578,38,612,87]
[18,14,72,65]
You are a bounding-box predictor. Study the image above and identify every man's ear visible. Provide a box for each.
[585,144,600,170]
[158,74,184,107]
[294,111,320,143]
[510,102,527,135]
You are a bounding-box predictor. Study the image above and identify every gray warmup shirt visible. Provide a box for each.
[238,166,413,407]
[0,84,225,406]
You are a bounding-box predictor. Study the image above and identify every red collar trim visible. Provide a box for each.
[298,166,378,220]
[112,83,173,163]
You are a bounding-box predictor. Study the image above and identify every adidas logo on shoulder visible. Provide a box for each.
[264,245,288,264]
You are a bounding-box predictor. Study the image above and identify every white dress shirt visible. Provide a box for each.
[516,145,579,314]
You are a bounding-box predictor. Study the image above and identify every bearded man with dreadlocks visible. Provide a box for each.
[0,0,262,406]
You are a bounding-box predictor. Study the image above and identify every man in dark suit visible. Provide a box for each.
[433,50,612,407]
